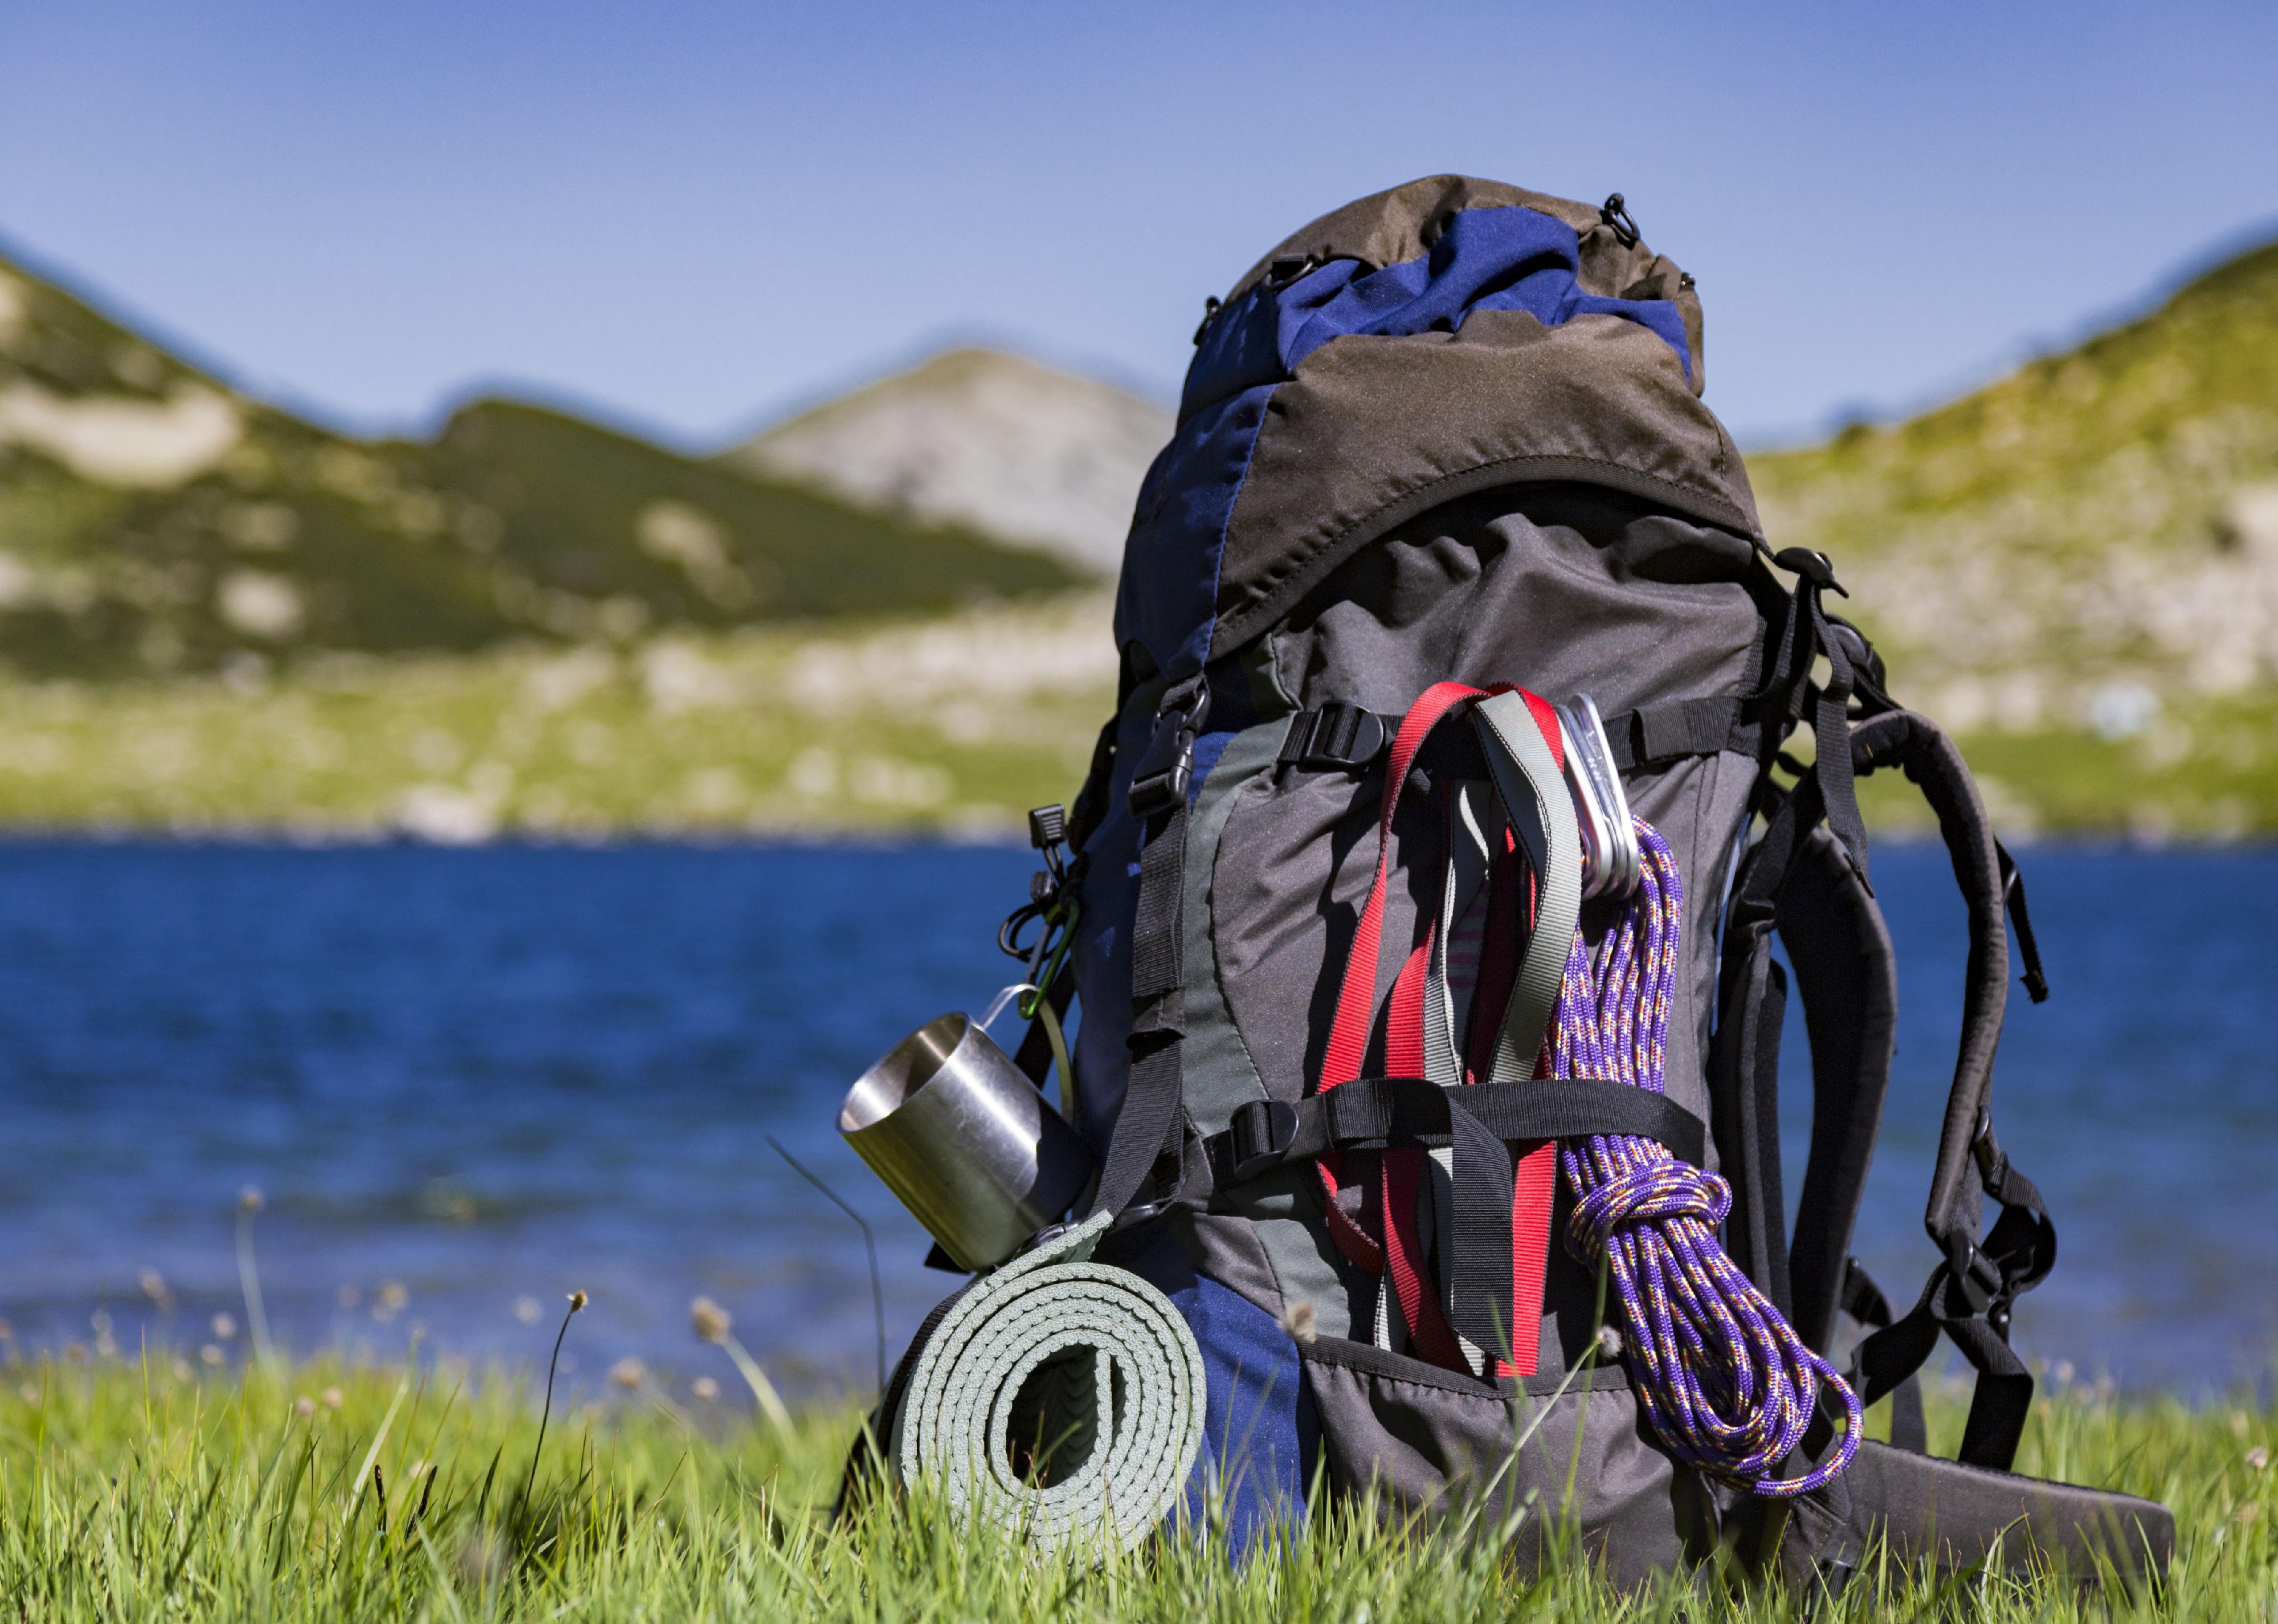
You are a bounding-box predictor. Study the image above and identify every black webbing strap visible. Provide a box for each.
[1599,694,1756,770]
[1084,676,1209,1220]
[1272,693,1766,780]
[1709,935,1793,1318]
[1996,839,2051,1004]
[1851,1260,2035,1470]
[1839,1259,1926,1453]
[1010,970,1076,1091]
[1203,1075,1708,1187]
[1766,550,1873,890]
[1777,824,1899,1356]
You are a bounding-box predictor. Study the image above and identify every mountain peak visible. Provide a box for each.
[721,346,1172,575]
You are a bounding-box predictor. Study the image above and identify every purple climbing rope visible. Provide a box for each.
[1548,819,1861,1497]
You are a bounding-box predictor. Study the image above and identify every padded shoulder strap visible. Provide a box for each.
[1775,825,1899,1356]
[1736,709,2056,1472]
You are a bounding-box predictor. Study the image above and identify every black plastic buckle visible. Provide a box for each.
[1940,1237,2007,1319]
[1774,545,1849,598]
[1970,1115,2010,1194]
[1824,616,1893,712]
[1127,680,1210,821]
[1222,1099,1299,1184]
[1279,703,1389,773]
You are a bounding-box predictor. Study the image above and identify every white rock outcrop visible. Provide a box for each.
[724,348,1170,576]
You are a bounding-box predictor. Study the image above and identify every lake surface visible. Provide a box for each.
[2,840,2272,1402]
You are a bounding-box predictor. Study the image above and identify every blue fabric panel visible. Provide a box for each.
[1113,385,1272,679]
[1170,1275,1314,1557]
[1186,728,1235,808]
[1068,699,1151,1152]
[1278,205,1691,381]
[1180,260,1365,423]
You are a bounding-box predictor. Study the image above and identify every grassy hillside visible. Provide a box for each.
[0,252,1076,683]
[0,593,1117,837]
[1754,236,2278,836]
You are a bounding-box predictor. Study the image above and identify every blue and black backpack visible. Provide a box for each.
[871,175,2172,1588]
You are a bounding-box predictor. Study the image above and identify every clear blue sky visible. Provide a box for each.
[5,1,2273,450]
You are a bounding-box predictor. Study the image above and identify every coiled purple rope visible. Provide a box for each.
[1548,820,1861,1497]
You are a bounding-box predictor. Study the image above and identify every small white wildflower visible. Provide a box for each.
[1595,1324,1624,1360]
[690,1296,732,1344]
[1278,1301,1317,1348]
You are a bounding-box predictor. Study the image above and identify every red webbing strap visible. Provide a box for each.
[1382,932,1460,1365]
[1505,692,1567,1376]
[1314,681,1483,1276]
[1311,680,1569,1375]
[1317,680,1485,1088]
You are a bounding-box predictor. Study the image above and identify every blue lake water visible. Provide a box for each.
[2,840,2272,1402]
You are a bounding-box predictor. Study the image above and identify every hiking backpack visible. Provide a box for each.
[944,176,2172,1586]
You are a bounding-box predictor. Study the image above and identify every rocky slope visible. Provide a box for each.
[720,347,1171,576]
[1749,236,2278,835]
[0,254,1077,681]
[1752,242,2278,737]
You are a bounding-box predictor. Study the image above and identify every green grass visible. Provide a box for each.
[0,594,1117,838]
[2,1349,2269,1621]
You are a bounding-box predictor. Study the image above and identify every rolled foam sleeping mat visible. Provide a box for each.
[889,1211,1206,1552]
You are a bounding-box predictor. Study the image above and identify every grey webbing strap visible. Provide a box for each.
[1471,692,1582,1087]
[1425,785,1493,1370]
[1423,784,1490,1092]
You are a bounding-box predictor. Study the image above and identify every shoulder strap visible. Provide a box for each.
[1774,823,1898,1357]
[1084,674,1210,1222]
[1734,708,2056,1472]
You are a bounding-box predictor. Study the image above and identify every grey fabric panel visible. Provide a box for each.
[1264,490,1761,721]
[1222,176,1707,395]
[1206,757,1434,1344]
[1211,760,1442,1108]
[1219,1168,1361,1344]
[1301,1340,1714,1584]
[1179,722,1367,1340]
[1177,720,1289,1140]
[1841,1440,2174,1582]
[1627,750,1759,1157]
[1211,313,1758,660]
[1245,489,1766,1145]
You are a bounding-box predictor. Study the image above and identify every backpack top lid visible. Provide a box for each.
[1117,175,1762,685]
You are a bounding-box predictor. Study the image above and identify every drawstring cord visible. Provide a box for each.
[1550,821,1862,1497]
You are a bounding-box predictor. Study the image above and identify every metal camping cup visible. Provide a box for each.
[838,1012,1093,1272]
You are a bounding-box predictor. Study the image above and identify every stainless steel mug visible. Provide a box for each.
[838,1012,1093,1272]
